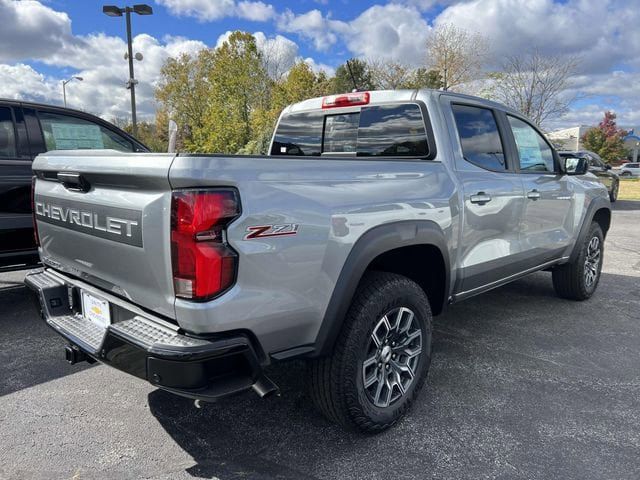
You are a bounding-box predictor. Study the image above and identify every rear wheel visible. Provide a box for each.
[307,272,432,432]
[552,222,604,300]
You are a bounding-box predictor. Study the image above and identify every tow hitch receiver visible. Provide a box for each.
[65,344,91,365]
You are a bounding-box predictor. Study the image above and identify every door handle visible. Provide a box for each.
[527,190,541,200]
[469,192,492,205]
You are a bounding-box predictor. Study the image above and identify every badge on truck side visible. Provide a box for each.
[244,224,299,239]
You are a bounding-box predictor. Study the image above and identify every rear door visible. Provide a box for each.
[0,103,37,264]
[442,98,526,295]
[33,151,177,319]
[504,114,574,265]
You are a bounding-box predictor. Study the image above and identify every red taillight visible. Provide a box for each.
[322,91,370,109]
[31,176,39,247]
[171,189,240,301]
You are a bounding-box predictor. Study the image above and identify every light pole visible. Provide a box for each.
[62,76,83,108]
[103,4,153,136]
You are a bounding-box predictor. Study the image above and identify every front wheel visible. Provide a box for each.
[307,272,432,432]
[552,222,604,300]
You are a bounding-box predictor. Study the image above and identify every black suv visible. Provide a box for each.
[0,99,148,271]
[558,150,619,202]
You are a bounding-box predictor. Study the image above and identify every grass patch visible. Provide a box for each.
[619,178,640,201]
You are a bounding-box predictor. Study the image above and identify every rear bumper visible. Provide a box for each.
[25,268,275,401]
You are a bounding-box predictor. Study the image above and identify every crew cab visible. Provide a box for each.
[26,90,611,432]
[0,99,147,271]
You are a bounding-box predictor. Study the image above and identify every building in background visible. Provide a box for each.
[548,125,640,162]
[546,126,591,150]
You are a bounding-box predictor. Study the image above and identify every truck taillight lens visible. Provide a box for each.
[171,189,240,301]
[31,176,39,247]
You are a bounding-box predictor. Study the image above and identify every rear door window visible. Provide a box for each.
[0,107,17,158]
[451,104,506,171]
[38,111,135,152]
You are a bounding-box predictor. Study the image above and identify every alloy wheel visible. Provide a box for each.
[362,307,422,408]
[584,236,601,288]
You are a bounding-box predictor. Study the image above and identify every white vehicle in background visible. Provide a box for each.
[618,162,640,177]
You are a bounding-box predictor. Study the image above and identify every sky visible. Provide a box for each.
[0,0,639,131]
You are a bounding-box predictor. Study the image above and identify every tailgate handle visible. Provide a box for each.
[57,172,90,192]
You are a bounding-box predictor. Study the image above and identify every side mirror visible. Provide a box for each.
[563,156,588,175]
[605,164,612,170]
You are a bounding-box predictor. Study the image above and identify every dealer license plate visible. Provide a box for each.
[81,291,111,328]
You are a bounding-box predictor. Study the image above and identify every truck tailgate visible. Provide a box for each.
[32,151,177,320]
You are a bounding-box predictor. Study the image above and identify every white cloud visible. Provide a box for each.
[303,57,335,76]
[0,0,79,62]
[0,31,208,121]
[156,0,275,22]
[236,1,276,21]
[277,9,340,51]
[434,0,640,74]
[341,4,431,65]
[0,63,58,102]
[277,4,430,65]
[253,32,299,78]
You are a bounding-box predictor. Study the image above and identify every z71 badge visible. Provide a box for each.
[245,224,299,239]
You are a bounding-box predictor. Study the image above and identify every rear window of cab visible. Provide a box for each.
[271,104,429,158]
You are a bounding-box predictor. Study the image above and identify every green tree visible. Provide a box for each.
[155,50,215,150]
[582,111,628,164]
[195,31,269,153]
[331,58,375,93]
[243,61,332,154]
[404,68,443,89]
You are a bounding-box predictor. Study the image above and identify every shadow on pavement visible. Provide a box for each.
[148,271,640,480]
[0,283,92,397]
[613,199,640,211]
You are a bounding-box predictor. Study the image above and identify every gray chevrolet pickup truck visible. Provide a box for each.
[26,90,611,432]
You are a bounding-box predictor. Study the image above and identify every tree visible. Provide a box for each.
[367,60,412,90]
[331,58,375,93]
[425,23,488,91]
[488,49,579,127]
[195,31,269,153]
[243,61,332,154]
[155,50,215,150]
[404,68,443,90]
[364,59,443,90]
[582,111,628,164]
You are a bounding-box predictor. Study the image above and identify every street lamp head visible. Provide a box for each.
[133,4,153,15]
[75,76,83,81]
[103,5,123,17]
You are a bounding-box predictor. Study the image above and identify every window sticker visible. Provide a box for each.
[511,125,543,167]
[51,123,104,150]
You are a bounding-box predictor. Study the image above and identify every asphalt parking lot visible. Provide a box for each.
[1,202,638,480]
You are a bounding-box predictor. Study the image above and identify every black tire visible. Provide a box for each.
[609,181,618,202]
[307,272,432,432]
[552,222,604,300]
[621,171,632,177]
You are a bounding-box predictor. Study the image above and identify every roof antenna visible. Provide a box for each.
[346,59,359,92]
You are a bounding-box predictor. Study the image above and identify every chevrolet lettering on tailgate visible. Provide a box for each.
[34,196,143,247]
